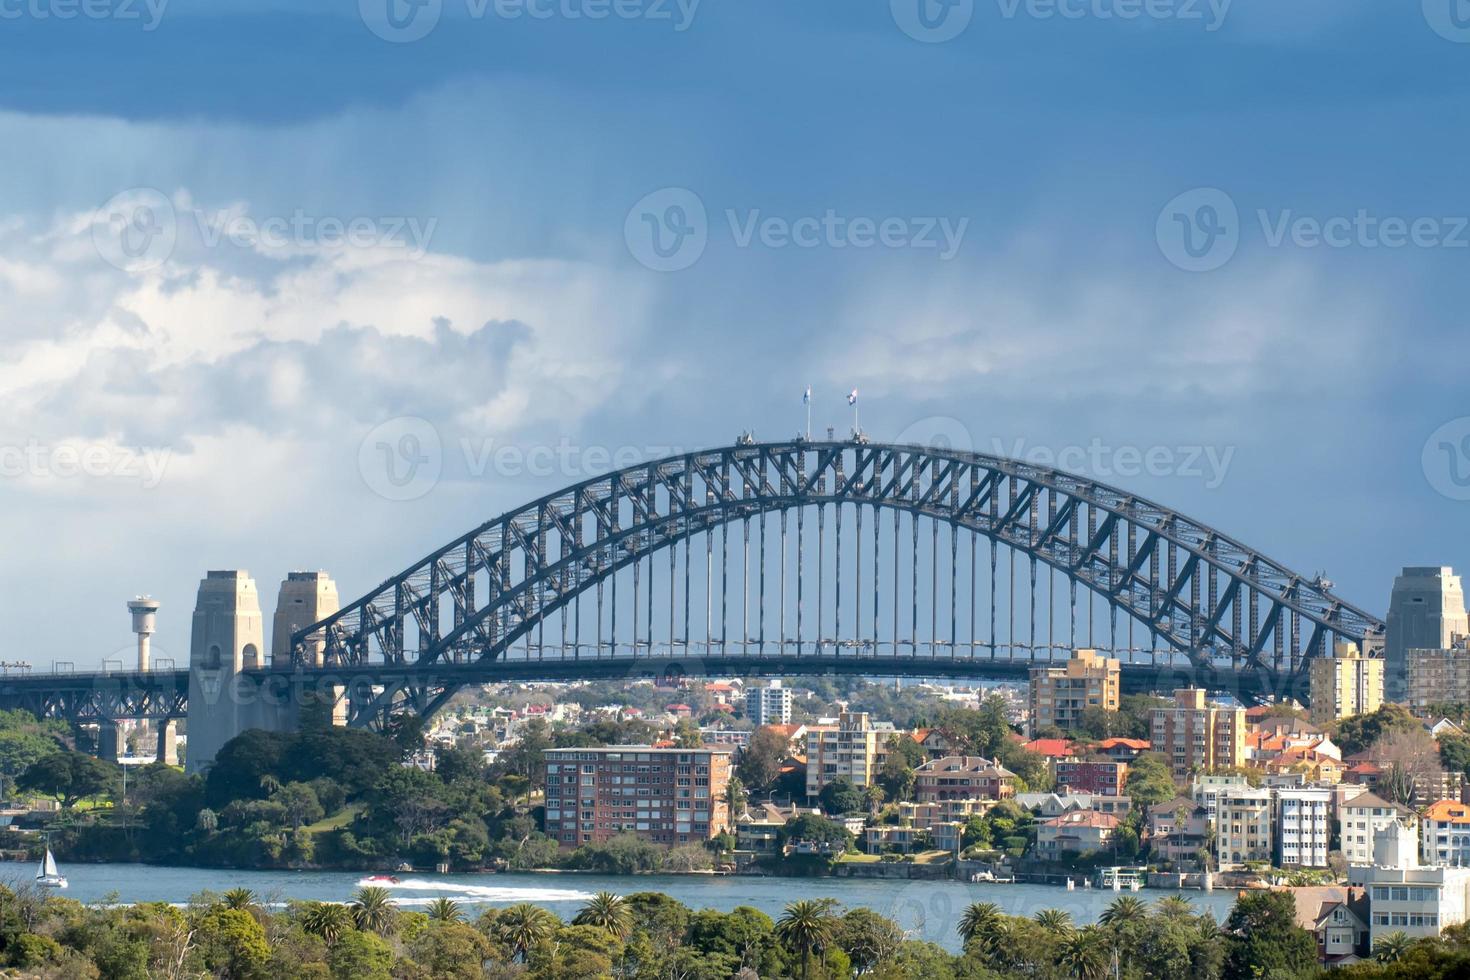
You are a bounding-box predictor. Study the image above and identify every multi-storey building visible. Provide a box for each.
[744,680,793,726]
[1275,787,1332,869]
[1147,796,1210,867]
[1309,642,1385,724]
[1053,759,1128,796]
[1216,786,1273,869]
[1027,649,1120,736]
[913,756,1016,801]
[1351,821,1470,945]
[1386,566,1468,702]
[1421,799,1470,868]
[1151,688,1247,780]
[1191,773,1250,823]
[1035,810,1119,858]
[1407,638,1470,715]
[804,711,885,798]
[1340,792,1415,868]
[543,745,732,847]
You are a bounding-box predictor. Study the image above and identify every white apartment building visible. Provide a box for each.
[1421,800,1470,868]
[1191,774,1250,823]
[745,680,793,726]
[805,711,885,799]
[1339,792,1414,868]
[1274,787,1332,869]
[1350,822,1470,945]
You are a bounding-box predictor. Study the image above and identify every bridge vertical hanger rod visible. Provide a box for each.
[910,511,919,655]
[759,512,766,655]
[537,510,545,661]
[683,533,691,655]
[633,539,640,659]
[892,509,900,656]
[873,504,880,654]
[950,520,958,655]
[817,504,825,655]
[836,502,843,654]
[780,511,787,656]
[931,519,938,656]
[706,528,712,656]
[742,516,750,654]
[668,528,676,657]
[597,578,604,659]
[970,530,977,657]
[610,541,617,658]
[721,516,729,654]
[799,511,811,655]
[855,504,863,653]
[989,536,997,659]
[645,533,653,658]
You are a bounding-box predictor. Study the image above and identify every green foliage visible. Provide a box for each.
[737,725,791,792]
[17,749,119,807]
[1222,890,1318,980]
[818,775,867,815]
[1333,703,1421,756]
[1124,752,1178,806]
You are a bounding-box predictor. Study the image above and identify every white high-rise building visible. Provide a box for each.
[1350,821,1470,945]
[1386,567,1468,701]
[745,680,792,726]
[1275,786,1332,869]
[1340,792,1415,868]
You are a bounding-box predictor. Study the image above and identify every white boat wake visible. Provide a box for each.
[354,877,594,904]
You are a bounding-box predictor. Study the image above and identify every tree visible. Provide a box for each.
[1098,896,1147,928]
[275,782,324,829]
[300,902,354,945]
[777,813,853,854]
[1374,929,1414,963]
[349,886,396,935]
[835,907,902,974]
[1375,729,1447,809]
[405,920,494,980]
[489,903,558,963]
[1034,908,1074,934]
[777,898,838,980]
[875,751,916,803]
[958,902,1002,947]
[192,906,270,979]
[17,750,119,808]
[221,889,258,913]
[1124,753,1177,806]
[738,726,790,793]
[818,776,866,815]
[326,928,393,980]
[1057,926,1110,980]
[426,897,464,922]
[1333,703,1420,756]
[572,891,633,939]
[1222,891,1317,980]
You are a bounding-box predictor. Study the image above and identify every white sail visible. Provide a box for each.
[39,849,57,878]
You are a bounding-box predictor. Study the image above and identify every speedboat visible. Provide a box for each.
[36,848,67,889]
[364,874,399,885]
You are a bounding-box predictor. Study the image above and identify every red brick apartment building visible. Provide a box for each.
[544,745,732,847]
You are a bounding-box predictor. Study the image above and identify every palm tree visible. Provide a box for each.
[300,902,353,945]
[958,901,1003,945]
[349,886,396,935]
[1034,908,1074,934]
[777,898,838,980]
[1374,930,1413,963]
[1057,927,1110,980]
[221,888,257,912]
[426,897,463,922]
[1098,895,1146,928]
[259,774,282,797]
[1155,895,1194,921]
[572,891,633,939]
[495,903,558,963]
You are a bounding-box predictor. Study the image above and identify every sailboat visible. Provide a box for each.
[36,847,67,889]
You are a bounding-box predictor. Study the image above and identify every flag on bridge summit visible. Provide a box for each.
[847,389,858,405]
[803,386,811,405]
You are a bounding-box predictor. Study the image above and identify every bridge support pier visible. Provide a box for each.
[185,571,279,773]
[156,719,179,766]
[97,721,125,762]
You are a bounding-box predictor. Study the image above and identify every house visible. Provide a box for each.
[1264,749,1345,785]
[1035,810,1119,857]
[1426,718,1466,740]
[1095,737,1150,762]
[1016,792,1094,817]
[1147,797,1209,867]
[1280,886,1370,966]
[1339,792,1415,868]
[1054,759,1128,796]
[907,728,957,760]
[914,756,1016,801]
[1021,738,1075,761]
[665,704,693,719]
[1420,799,1470,867]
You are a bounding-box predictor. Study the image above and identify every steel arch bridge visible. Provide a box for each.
[289,439,1384,726]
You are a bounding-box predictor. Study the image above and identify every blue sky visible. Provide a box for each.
[1,0,1468,665]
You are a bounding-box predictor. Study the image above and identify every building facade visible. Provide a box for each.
[1340,792,1414,868]
[1054,759,1129,796]
[1216,786,1273,869]
[1386,566,1468,702]
[1309,642,1384,724]
[1421,799,1470,868]
[1275,787,1333,869]
[913,756,1016,801]
[744,680,793,726]
[1407,639,1470,715]
[544,745,732,847]
[1151,688,1247,780]
[1350,822,1470,945]
[1027,649,1120,736]
[805,711,885,798]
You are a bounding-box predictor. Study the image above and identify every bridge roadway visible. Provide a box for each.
[0,648,1310,726]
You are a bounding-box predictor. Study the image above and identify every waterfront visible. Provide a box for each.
[0,863,1239,952]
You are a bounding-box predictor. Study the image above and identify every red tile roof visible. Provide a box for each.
[1022,738,1075,758]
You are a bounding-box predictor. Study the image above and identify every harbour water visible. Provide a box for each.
[0,863,1239,952]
